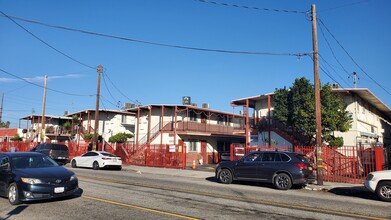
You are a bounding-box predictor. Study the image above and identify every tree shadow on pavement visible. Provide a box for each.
[328,186,379,201]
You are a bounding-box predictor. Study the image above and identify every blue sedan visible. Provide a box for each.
[0,152,80,205]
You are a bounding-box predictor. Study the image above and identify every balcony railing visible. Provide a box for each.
[173,121,244,136]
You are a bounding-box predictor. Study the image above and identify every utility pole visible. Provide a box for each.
[0,93,4,122]
[93,64,102,151]
[311,4,324,185]
[41,75,48,143]
[353,72,357,88]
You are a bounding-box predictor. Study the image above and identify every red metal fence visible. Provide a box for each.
[0,141,186,169]
[230,144,385,184]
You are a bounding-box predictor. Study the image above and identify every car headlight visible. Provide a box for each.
[70,175,77,181]
[21,177,43,184]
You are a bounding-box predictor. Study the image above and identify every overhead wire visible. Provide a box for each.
[317,18,391,96]
[318,54,351,87]
[0,68,95,97]
[0,11,96,70]
[103,70,139,104]
[0,13,310,57]
[101,72,118,105]
[317,19,350,77]
[318,0,371,12]
[193,0,308,14]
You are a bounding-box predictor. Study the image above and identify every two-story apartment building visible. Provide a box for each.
[125,104,246,164]
[67,109,136,144]
[231,88,391,149]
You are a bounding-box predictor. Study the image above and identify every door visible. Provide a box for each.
[0,156,10,195]
[201,141,207,164]
[257,152,281,181]
[235,152,262,180]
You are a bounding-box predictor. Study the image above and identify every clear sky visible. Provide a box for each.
[0,0,390,128]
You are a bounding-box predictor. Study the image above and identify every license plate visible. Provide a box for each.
[54,187,65,193]
[57,157,66,159]
[113,158,117,162]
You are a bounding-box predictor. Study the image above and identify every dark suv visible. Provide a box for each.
[215,151,315,190]
[30,143,69,165]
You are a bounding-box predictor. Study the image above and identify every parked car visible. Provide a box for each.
[365,170,391,202]
[0,152,79,205]
[30,143,69,165]
[71,151,122,170]
[220,152,231,161]
[215,151,315,190]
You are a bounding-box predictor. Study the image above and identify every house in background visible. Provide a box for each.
[0,128,24,142]
[125,104,246,164]
[231,88,391,149]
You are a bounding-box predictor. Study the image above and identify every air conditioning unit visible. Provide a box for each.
[191,103,198,107]
[202,103,209,109]
[124,102,135,109]
[64,111,69,116]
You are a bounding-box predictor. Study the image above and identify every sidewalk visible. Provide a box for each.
[122,164,364,192]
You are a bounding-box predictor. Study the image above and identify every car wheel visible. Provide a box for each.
[218,169,233,184]
[93,161,100,170]
[274,173,292,190]
[71,160,77,168]
[8,183,21,205]
[376,181,391,202]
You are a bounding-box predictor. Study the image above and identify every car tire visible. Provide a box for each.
[218,169,233,184]
[71,160,77,168]
[8,183,21,205]
[93,161,100,170]
[376,181,391,202]
[274,173,292,190]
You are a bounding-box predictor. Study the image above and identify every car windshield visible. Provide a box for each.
[11,155,59,169]
[101,152,116,157]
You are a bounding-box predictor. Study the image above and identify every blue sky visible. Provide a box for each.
[0,0,390,128]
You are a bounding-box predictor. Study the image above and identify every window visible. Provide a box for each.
[262,152,277,162]
[0,156,9,169]
[243,152,262,162]
[280,153,291,162]
[188,141,197,152]
[121,115,128,124]
[217,116,225,125]
[189,111,197,121]
[83,152,98,157]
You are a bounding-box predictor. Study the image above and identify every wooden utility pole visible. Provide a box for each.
[0,93,4,122]
[311,4,324,185]
[41,75,48,143]
[93,64,102,151]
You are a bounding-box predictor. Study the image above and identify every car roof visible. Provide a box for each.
[0,152,45,157]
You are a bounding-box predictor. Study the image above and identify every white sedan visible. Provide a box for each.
[71,151,122,170]
[365,170,391,202]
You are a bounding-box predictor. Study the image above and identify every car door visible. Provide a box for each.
[0,155,11,196]
[257,152,281,181]
[234,152,262,180]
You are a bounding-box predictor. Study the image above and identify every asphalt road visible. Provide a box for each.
[0,167,390,220]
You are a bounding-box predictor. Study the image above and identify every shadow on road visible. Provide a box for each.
[4,205,28,220]
[205,177,305,190]
[328,186,379,201]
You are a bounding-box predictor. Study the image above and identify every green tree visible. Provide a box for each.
[0,121,10,128]
[63,121,72,132]
[10,134,23,141]
[109,132,133,143]
[273,77,352,146]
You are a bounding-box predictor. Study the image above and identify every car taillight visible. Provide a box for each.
[296,162,308,169]
[102,157,110,160]
[49,149,52,156]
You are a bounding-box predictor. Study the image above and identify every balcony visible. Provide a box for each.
[169,121,245,136]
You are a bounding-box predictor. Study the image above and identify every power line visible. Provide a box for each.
[318,53,351,87]
[318,0,371,12]
[308,54,346,89]
[317,18,391,96]
[103,71,139,104]
[193,0,308,14]
[0,68,95,97]
[0,13,310,57]
[102,72,118,105]
[317,20,350,76]
[0,11,96,70]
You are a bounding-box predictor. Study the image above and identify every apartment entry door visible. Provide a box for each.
[201,141,207,164]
